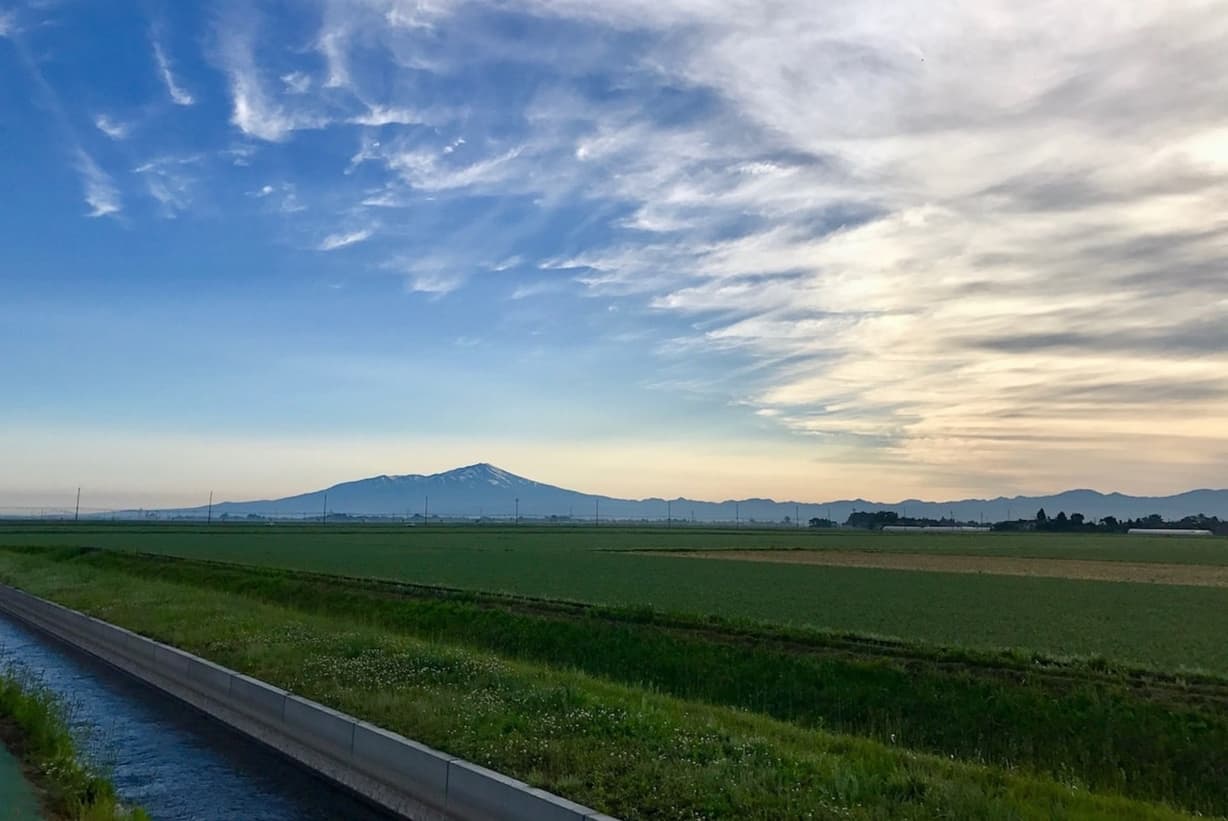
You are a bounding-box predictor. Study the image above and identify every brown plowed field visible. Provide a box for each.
[646,549,1228,587]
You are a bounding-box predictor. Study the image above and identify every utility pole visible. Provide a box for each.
[735,502,740,528]
[594,498,599,527]
[424,496,429,524]
[74,487,80,522]
[322,493,328,525]
[795,504,800,528]
[667,500,672,528]
[207,491,213,525]
[515,497,519,525]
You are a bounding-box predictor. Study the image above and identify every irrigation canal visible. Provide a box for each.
[0,612,393,821]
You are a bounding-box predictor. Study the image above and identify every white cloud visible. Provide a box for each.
[152,38,194,106]
[317,228,374,251]
[93,114,129,140]
[510,279,572,300]
[99,0,1227,490]
[488,255,521,271]
[281,71,312,94]
[319,26,350,89]
[406,271,464,295]
[74,150,121,218]
[0,10,16,38]
[383,254,469,295]
[251,182,307,214]
[473,0,1228,486]
[385,145,525,191]
[230,75,306,141]
[133,155,199,215]
[224,143,258,166]
[217,16,327,142]
[383,0,453,30]
[350,104,429,127]
[360,189,406,208]
[280,193,307,213]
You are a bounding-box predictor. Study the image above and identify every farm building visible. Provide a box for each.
[1127,528,1213,536]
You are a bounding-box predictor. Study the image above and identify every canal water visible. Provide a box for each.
[0,612,391,821]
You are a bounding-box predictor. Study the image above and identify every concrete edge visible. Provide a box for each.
[447,759,603,821]
[0,583,615,821]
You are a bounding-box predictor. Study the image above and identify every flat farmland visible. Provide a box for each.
[4,522,1225,563]
[2,546,1215,819]
[3,527,1228,816]
[652,548,1228,587]
[2,523,1228,673]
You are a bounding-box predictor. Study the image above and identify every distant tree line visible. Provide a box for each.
[816,511,982,530]
[991,510,1228,535]
[820,508,1228,534]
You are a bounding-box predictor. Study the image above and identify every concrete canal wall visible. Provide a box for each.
[0,584,617,821]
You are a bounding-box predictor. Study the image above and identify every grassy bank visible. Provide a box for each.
[2,524,1227,671]
[22,546,1228,816]
[0,662,147,821]
[0,547,1202,820]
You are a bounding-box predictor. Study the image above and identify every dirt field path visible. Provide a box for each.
[643,550,1228,588]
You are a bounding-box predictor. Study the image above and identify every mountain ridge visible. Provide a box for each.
[171,463,1228,522]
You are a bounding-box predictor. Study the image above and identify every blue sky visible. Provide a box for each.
[2,0,1227,509]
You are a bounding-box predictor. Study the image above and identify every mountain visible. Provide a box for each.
[165,463,1228,523]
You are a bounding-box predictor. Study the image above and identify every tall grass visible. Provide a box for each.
[0,662,148,821]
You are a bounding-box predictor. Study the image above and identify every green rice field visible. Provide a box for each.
[1,524,1226,672]
[0,523,1226,818]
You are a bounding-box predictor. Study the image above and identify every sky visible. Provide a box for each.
[1,0,1227,510]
